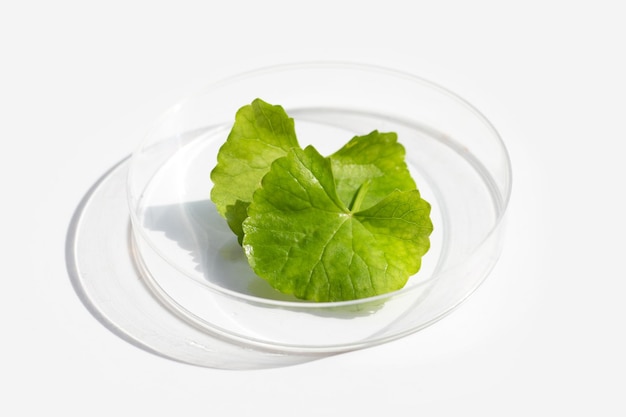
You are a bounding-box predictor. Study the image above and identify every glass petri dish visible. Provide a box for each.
[127,62,512,353]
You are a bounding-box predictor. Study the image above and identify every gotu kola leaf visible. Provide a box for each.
[242,145,433,302]
[210,98,299,242]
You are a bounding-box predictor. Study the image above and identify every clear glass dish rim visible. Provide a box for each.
[126,60,513,310]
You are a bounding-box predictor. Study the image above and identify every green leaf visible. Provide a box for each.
[242,146,433,302]
[330,130,416,211]
[210,98,299,242]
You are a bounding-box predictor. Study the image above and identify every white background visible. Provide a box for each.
[2,1,625,415]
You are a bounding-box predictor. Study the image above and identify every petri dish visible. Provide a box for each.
[126,62,512,353]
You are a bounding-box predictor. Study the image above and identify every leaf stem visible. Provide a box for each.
[349,180,371,212]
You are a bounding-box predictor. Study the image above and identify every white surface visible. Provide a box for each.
[1,1,624,415]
